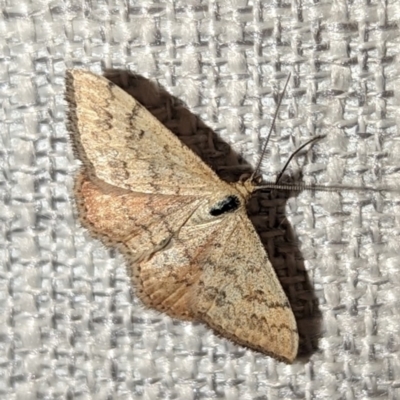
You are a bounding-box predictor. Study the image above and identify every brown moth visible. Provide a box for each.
[66,69,298,363]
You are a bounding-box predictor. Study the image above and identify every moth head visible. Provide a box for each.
[233,178,257,200]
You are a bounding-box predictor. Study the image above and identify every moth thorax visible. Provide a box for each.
[209,195,241,217]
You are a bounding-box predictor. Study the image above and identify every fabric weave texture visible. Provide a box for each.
[1,1,400,399]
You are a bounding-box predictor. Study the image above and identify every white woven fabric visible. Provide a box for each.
[2,0,400,398]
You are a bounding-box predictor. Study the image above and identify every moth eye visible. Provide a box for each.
[209,195,241,217]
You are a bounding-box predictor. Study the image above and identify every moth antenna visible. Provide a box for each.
[250,73,291,182]
[250,77,395,194]
[255,182,397,193]
[256,127,399,193]
[275,135,325,184]
[256,137,398,193]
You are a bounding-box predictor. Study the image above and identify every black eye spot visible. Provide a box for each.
[209,195,241,217]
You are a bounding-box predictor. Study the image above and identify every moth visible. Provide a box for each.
[66,69,298,363]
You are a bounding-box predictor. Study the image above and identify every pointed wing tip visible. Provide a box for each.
[65,68,95,88]
[66,69,109,92]
[228,328,298,363]
[247,328,299,364]
[203,315,299,363]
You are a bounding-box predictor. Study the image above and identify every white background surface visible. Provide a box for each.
[1,0,400,398]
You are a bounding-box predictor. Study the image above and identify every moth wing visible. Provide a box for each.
[133,204,298,362]
[192,214,298,363]
[132,206,228,321]
[75,173,203,261]
[66,69,226,196]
